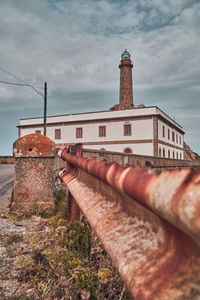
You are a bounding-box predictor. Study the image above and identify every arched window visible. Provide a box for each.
[168,150,170,158]
[123,147,132,154]
[159,148,161,157]
[176,152,178,159]
[163,148,165,158]
[180,153,182,160]
[173,151,175,159]
[100,148,106,151]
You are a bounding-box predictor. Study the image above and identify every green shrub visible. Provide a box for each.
[58,221,91,257]
[54,189,69,219]
[75,268,98,299]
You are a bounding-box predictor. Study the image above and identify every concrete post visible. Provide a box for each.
[12,133,55,213]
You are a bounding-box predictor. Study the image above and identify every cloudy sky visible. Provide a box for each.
[0,0,199,155]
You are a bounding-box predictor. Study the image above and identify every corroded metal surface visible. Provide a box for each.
[59,146,200,299]
[67,144,82,222]
[59,146,200,243]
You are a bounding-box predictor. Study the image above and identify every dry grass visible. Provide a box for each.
[0,190,134,299]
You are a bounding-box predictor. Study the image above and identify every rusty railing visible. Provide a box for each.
[58,144,200,300]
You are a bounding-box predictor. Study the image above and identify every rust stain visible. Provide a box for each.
[13,133,55,157]
[59,145,200,243]
[58,145,200,299]
[14,186,30,201]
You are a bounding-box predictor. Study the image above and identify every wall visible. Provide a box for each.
[19,107,158,126]
[0,156,14,164]
[158,119,183,146]
[54,148,199,173]
[20,115,154,156]
[157,118,184,159]
[158,143,183,160]
[85,142,153,156]
[12,133,55,212]
[18,107,184,158]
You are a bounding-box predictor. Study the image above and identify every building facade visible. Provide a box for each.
[17,50,184,159]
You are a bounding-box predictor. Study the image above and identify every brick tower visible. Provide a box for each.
[110,50,134,111]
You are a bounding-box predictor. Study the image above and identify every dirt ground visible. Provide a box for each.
[0,209,133,300]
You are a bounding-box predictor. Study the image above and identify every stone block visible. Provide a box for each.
[12,133,55,213]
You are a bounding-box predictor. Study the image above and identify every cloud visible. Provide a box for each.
[0,0,199,154]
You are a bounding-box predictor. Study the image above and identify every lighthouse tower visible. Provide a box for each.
[110,50,134,111]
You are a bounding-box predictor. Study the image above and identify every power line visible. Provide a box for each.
[0,66,44,98]
[0,80,28,86]
[0,66,48,136]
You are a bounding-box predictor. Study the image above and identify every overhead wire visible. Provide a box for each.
[0,80,28,86]
[0,66,44,98]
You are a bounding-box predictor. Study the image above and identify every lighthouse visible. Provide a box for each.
[110,49,134,111]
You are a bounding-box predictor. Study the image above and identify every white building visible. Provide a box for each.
[17,50,184,159]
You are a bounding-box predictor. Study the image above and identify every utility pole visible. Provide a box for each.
[44,82,47,136]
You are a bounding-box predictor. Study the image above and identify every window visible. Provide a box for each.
[173,151,175,159]
[176,152,178,159]
[162,125,165,138]
[159,148,161,157]
[123,147,132,154]
[35,130,41,134]
[176,134,178,143]
[180,153,182,160]
[163,148,165,158]
[168,150,170,158]
[180,136,181,145]
[168,129,170,140]
[76,127,83,138]
[99,126,106,137]
[55,129,61,139]
[124,124,131,136]
[172,131,175,142]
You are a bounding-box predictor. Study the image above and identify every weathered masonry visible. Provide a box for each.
[0,156,14,164]
[17,50,184,159]
[12,134,55,212]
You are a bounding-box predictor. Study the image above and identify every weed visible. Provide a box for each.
[8,188,14,208]
[1,233,23,246]
[14,257,33,270]
[75,267,99,299]
[98,267,113,279]
[18,295,31,300]
[54,189,69,219]
[2,211,134,299]
[58,221,91,257]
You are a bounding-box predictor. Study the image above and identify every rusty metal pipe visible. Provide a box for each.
[59,161,200,300]
[58,147,200,244]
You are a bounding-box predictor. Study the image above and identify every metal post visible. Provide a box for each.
[44,82,47,136]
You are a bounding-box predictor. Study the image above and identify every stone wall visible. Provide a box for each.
[0,156,14,164]
[54,148,199,173]
[83,149,199,171]
[12,134,55,212]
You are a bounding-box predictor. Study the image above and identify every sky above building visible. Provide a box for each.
[0,0,199,155]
